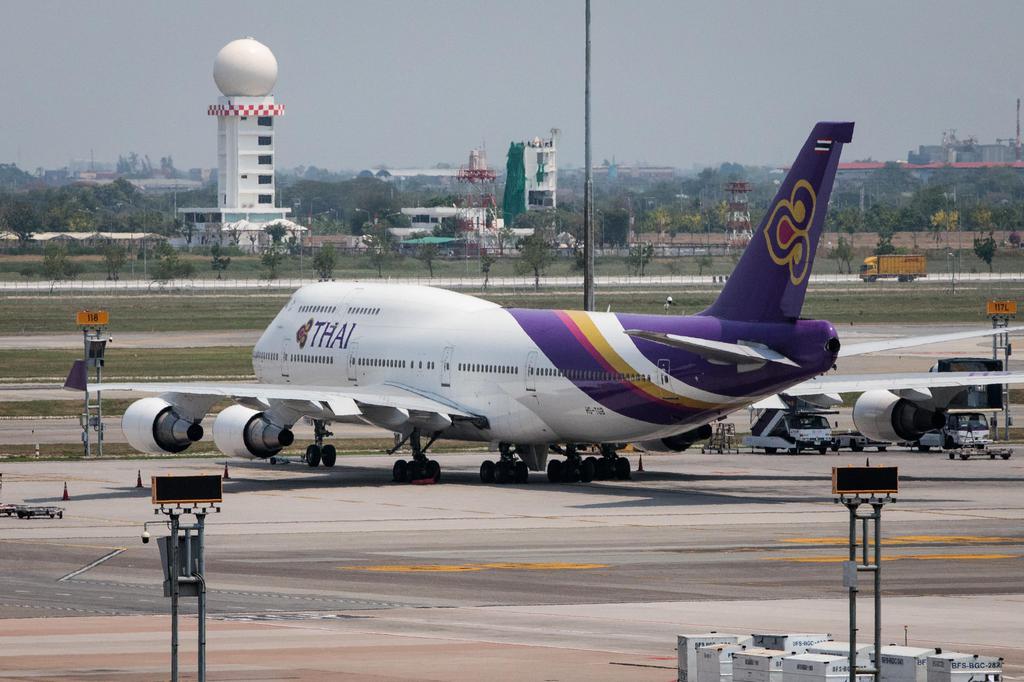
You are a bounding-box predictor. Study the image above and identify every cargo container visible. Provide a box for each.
[860,254,927,282]
[752,634,832,653]
[879,646,938,682]
[782,653,874,682]
[806,641,873,667]
[678,634,753,682]
[697,643,748,682]
[734,647,788,682]
[927,652,1003,682]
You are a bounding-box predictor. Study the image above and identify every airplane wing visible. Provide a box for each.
[752,371,1024,409]
[65,359,478,422]
[838,326,1024,358]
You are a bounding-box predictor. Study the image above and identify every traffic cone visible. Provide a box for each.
[637,454,644,472]
[135,470,143,488]
[62,482,70,501]
[223,462,230,480]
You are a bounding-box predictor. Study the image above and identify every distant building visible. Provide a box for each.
[176,37,295,249]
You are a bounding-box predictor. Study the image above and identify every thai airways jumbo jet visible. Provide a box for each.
[70,122,1024,484]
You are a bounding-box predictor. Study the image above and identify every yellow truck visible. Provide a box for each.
[859,254,927,282]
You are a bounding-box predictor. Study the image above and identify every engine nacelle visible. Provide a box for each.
[212,405,294,459]
[636,424,714,453]
[122,397,204,454]
[853,390,944,442]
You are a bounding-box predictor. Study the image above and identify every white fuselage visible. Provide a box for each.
[251,282,766,445]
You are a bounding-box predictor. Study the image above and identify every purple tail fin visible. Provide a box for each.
[702,121,854,322]
[63,360,88,391]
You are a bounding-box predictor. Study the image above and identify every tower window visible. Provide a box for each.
[258,175,272,185]
[258,155,272,165]
[258,116,273,127]
[258,136,272,146]
[258,194,272,204]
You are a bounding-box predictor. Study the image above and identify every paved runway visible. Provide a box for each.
[0,451,1021,679]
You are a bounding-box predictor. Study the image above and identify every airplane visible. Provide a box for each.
[66,121,1024,484]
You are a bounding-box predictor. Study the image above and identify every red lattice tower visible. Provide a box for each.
[457,150,499,238]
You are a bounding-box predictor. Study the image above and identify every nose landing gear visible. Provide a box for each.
[304,420,337,468]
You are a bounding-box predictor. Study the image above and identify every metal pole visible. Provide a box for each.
[95,334,103,457]
[848,502,858,682]
[82,329,90,457]
[170,513,180,682]
[582,0,595,311]
[197,513,206,682]
[873,503,883,682]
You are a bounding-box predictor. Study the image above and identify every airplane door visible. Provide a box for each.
[658,358,670,385]
[347,342,359,382]
[281,336,291,381]
[525,351,538,391]
[441,346,454,387]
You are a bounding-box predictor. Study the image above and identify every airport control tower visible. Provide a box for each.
[178,37,294,249]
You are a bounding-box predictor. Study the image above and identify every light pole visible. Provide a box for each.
[582,0,595,311]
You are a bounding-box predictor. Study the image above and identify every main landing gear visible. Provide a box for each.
[547,443,630,483]
[391,429,442,483]
[304,420,337,467]
[479,443,530,484]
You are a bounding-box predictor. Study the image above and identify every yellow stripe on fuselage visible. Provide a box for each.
[562,310,720,410]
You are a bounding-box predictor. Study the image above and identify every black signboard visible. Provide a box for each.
[832,466,898,495]
[151,475,223,505]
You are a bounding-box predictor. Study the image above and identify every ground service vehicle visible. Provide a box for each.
[743,409,834,454]
[859,254,927,282]
[917,412,991,451]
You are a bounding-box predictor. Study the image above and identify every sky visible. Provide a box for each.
[3,1,1024,172]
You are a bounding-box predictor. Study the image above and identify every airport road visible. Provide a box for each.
[0,451,1021,679]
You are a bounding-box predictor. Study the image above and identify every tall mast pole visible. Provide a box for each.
[583,0,595,311]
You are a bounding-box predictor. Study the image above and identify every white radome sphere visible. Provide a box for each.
[213,38,278,97]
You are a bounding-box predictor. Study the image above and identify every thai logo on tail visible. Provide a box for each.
[763,179,816,285]
[296,318,314,348]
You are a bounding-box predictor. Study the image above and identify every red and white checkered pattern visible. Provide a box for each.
[207,103,285,117]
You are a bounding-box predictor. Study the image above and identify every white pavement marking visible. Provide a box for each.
[57,548,127,583]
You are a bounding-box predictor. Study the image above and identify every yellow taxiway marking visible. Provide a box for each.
[781,535,1015,545]
[340,562,608,573]
[768,553,1018,563]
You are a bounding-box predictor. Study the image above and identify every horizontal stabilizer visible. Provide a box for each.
[839,326,1024,357]
[623,330,797,367]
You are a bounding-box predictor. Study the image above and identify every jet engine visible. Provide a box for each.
[636,424,713,452]
[122,397,204,454]
[212,405,294,458]
[852,390,944,442]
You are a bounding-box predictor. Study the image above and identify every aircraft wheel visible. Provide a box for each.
[959,453,970,460]
[595,458,614,479]
[546,458,563,483]
[321,444,337,467]
[614,457,631,480]
[480,459,496,483]
[392,459,408,482]
[876,446,887,452]
[495,460,511,484]
[851,443,864,452]
[764,447,777,454]
[426,459,441,483]
[818,445,828,455]
[562,464,580,483]
[513,460,529,484]
[1001,453,1011,460]
[948,452,955,460]
[990,453,996,460]
[580,458,596,483]
[917,445,930,452]
[306,445,322,467]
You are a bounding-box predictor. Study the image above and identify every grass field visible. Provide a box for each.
[0,279,1020,335]
[0,346,253,381]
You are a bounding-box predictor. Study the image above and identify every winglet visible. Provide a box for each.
[63,360,88,392]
